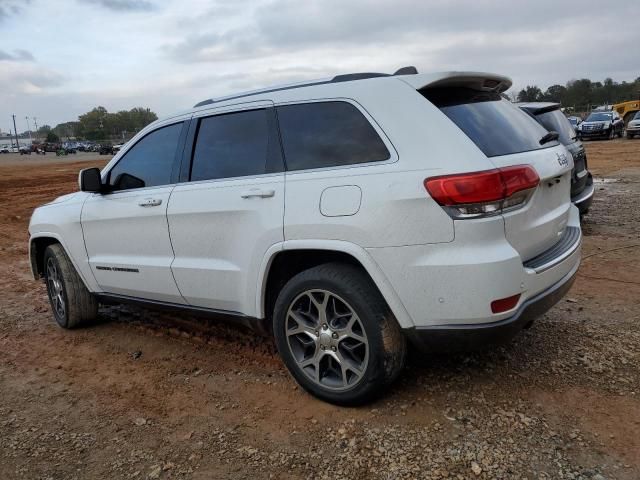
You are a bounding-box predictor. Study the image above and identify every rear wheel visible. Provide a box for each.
[273,263,406,405]
[44,244,98,328]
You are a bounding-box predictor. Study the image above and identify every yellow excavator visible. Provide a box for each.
[613,99,640,127]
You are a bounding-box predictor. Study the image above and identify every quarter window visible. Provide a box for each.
[277,101,390,171]
[108,122,183,190]
[190,109,270,181]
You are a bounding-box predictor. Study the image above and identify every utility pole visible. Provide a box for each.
[25,117,33,144]
[12,114,19,149]
[33,117,38,141]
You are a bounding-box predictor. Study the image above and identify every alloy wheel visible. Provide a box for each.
[46,257,66,319]
[285,289,369,391]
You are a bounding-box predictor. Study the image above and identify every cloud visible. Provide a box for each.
[164,0,639,69]
[0,0,31,22]
[78,0,156,12]
[0,49,35,61]
[0,63,65,94]
[2,0,639,133]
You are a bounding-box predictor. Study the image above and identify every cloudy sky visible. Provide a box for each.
[1,0,638,134]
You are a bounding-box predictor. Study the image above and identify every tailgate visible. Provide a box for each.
[419,76,574,261]
[489,145,573,260]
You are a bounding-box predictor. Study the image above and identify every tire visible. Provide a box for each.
[43,244,98,329]
[608,128,615,140]
[273,262,407,405]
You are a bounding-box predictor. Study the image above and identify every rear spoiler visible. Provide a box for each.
[398,71,512,94]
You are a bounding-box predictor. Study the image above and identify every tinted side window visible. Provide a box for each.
[191,109,270,181]
[277,102,390,171]
[108,122,183,190]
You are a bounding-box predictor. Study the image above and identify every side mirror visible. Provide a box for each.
[79,167,102,193]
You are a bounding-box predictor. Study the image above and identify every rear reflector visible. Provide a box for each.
[490,294,521,314]
[424,165,539,218]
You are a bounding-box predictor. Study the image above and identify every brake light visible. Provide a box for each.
[424,165,539,218]
[491,294,521,314]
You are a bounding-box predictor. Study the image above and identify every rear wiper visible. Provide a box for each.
[539,131,559,145]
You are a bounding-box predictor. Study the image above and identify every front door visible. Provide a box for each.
[81,121,187,303]
[167,104,285,315]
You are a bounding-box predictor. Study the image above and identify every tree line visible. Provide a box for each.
[516,76,640,111]
[38,106,158,143]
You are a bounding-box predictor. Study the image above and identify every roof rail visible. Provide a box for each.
[393,66,418,75]
[331,72,389,82]
[193,66,419,108]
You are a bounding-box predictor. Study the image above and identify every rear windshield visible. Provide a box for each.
[535,109,577,144]
[422,87,558,157]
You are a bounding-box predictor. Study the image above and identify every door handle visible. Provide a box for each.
[240,188,275,199]
[138,198,162,207]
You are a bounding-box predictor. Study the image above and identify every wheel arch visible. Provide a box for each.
[30,234,64,280]
[256,240,414,329]
[29,233,95,293]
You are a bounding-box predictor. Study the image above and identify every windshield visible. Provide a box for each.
[568,117,578,125]
[634,111,640,120]
[585,112,613,122]
[536,109,577,144]
[423,88,558,157]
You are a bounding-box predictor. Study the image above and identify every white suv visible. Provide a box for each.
[29,69,581,405]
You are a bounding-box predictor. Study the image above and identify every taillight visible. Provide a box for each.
[424,165,539,218]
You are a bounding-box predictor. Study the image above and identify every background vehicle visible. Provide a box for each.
[0,145,10,153]
[62,142,78,154]
[44,142,61,152]
[518,103,594,215]
[613,99,640,127]
[98,145,114,155]
[29,70,581,405]
[567,116,582,133]
[625,111,640,138]
[579,111,624,140]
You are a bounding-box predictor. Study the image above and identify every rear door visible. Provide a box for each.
[423,87,573,260]
[81,120,188,303]
[167,102,285,314]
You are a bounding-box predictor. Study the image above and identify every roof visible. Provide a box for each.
[193,68,512,108]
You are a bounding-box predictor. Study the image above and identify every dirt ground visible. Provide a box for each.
[0,140,639,480]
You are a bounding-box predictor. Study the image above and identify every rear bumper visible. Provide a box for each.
[571,173,594,214]
[368,204,581,336]
[403,261,578,351]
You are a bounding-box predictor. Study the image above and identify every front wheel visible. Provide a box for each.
[273,263,406,405]
[608,128,615,140]
[44,244,98,328]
